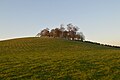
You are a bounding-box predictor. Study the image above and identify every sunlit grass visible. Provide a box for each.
[0,37,120,80]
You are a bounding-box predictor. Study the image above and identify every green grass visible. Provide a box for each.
[0,37,120,80]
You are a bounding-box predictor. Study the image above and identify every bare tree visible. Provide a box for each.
[59,24,65,38]
[63,30,68,39]
[68,30,76,40]
[79,32,85,41]
[50,29,55,37]
[67,23,80,40]
[67,23,73,31]
[54,28,62,38]
[72,26,79,32]
[60,24,65,31]
[40,28,50,37]
[75,32,81,40]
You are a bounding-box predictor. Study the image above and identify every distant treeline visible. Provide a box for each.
[84,41,120,48]
[36,23,85,41]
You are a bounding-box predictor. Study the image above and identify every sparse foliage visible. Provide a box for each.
[78,32,85,41]
[36,23,85,41]
[67,23,73,31]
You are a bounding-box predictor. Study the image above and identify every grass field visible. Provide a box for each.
[0,37,120,80]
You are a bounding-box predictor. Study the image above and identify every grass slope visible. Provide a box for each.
[0,37,120,80]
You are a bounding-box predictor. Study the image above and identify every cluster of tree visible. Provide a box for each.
[36,23,85,41]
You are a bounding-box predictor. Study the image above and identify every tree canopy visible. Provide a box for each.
[36,23,85,41]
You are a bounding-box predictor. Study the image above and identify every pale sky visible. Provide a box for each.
[0,0,120,46]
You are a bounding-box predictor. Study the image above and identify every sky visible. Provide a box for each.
[0,0,120,46]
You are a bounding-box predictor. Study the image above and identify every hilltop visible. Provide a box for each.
[0,37,120,80]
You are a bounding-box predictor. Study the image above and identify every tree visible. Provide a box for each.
[68,30,76,40]
[75,33,81,40]
[40,28,50,37]
[55,28,62,37]
[79,32,85,41]
[67,23,80,40]
[67,23,73,31]
[72,26,79,32]
[60,24,65,31]
[63,30,68,39]
[59,24,65,38]
[49,29,54,37]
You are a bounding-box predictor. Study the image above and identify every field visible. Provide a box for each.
[0,37,120,80]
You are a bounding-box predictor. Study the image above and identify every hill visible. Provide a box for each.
[0,37,120,80]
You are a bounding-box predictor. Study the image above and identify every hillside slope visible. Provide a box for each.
[0,37,120,80]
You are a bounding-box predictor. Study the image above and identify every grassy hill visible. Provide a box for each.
[0,37,120,80]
